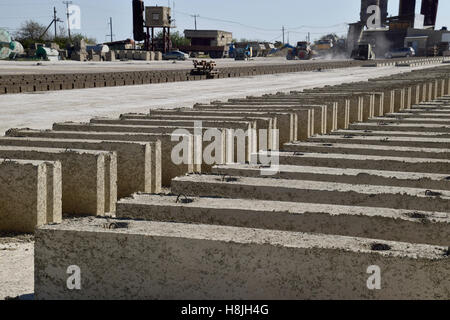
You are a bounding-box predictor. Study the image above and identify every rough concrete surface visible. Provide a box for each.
[34,217,450,300]
[0,236,34,300]
[117,194,449,245]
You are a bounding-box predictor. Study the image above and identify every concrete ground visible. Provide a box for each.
[0,234,34,300]
[0,64,440,134]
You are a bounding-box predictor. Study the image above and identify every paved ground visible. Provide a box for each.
[0,57,346,75]
[0,235,34,300]
[0,64,439,134]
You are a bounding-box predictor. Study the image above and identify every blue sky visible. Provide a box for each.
[1,0,449,43]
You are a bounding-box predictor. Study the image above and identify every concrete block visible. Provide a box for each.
[195,105,313,140]
[255,151,450,174]
[140,111,291,145]
[306,135,450,150]
[212,163,450,191]
[172,174,450,212]
[92,116,263,160]
[367,117,450,125]
[52,122,235,167]
[35,218,450,299]
[6,129,193,187]
[0,159,61,232]
[154,51,162,60]
[331,129,450,139]
[105,51,115,62]
[0,137,161,197]
[0,146,115,216]
[349,122,450,133]
[117,194,450,246]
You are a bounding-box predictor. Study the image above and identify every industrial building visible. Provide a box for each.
[349,0,450,58]
[179,30,233,58]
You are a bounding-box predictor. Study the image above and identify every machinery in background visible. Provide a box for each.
[190,60,218,78]
[234,45,252,61]
[351,43,376,60]
[35,45,59,61]
[313,35,347,58]
[0,28,22,60]
[286,41,314,60]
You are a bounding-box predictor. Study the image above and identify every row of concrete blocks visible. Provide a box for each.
[3,66,448,232]
[1,57,445,95]
[22,65,450,223]
[362,56,450,67]
[0,139,162,232]
[35,104,450,299]
[34,69,450,299]
[114,50,163,61]
[0,56,444,85]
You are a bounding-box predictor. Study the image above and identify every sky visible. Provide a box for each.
[0,0,449,44]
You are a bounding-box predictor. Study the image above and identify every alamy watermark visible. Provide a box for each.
[170,121,280,176]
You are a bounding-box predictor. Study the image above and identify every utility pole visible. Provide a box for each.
[282,26,285,44]
[63,1,73,41]
[107,17,114,42]
[40,7,62,39]
[191,14,199,30]
[54,7,57,38]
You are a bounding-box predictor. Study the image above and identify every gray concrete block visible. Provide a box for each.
[331,129,450,139]
[52,122,239,167]
[0,159,61,232]
[7,129,193,187]
[367,117,450,125]
[195,105,314,139]
[0,137,161,197]
[263,151,450,174]
[172,174,450,212]
[34,217,450,299]
[0,146,115,216]
[117,194,450,246]
[349,122,450,133]
[306,135,450,150]
[212,163,450,191]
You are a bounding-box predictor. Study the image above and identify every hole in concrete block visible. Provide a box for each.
[176,194,194,204]
[370,243,392,251]
[293,152,305,156]
[405,212,427,219]
[322,143,333,147]
[443,248,450,257]
[222,176,238,183]
[443,176,450,181]
[102,222,129,229]
[425,190,442,197]
[343,135,354,139]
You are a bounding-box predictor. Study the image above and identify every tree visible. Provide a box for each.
[14,20,51,48]
[14,20,97,49]
[155,30,189,48]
